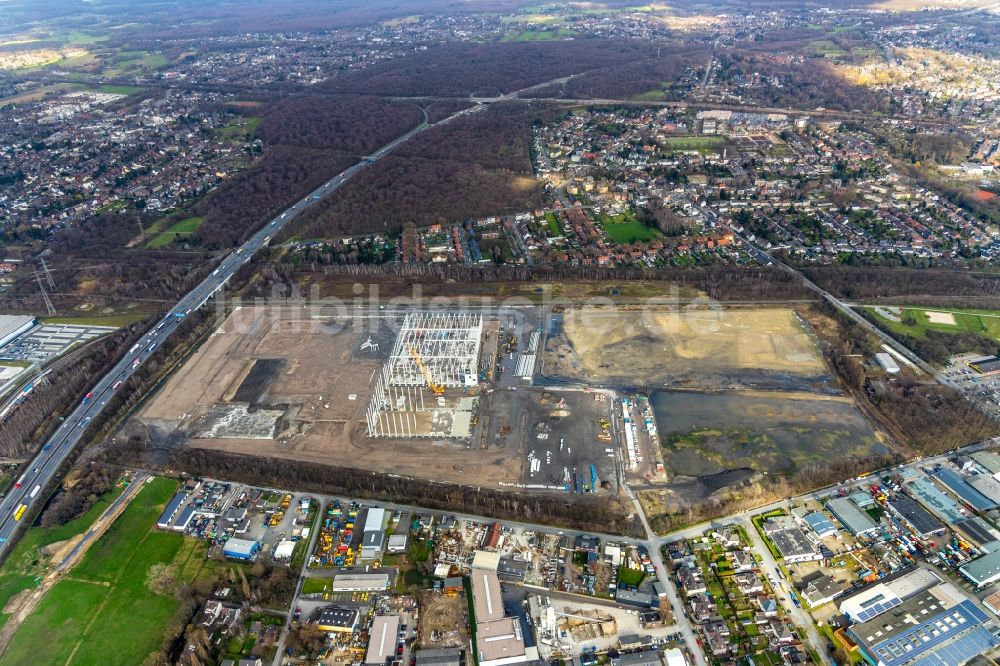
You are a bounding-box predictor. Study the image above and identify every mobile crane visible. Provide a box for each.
[407,345,444,395]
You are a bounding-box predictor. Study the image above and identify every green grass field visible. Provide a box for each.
[865,306,1000,340]
[501,28,573,41]
[0,485,126,629]
[632,89,667,101]
[1,477,220,666]
[42,312,142,327]
[97,84,145,95]
[147,216,205,248]
[301,577,331,594]
[216,116,262,140]
[663,135,724,153]
[600,211,662,244]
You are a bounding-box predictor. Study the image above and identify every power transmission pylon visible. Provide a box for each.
[39,258,55,289]
[33,271,56,316]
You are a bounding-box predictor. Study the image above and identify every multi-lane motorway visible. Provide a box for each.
[0,102,482,557]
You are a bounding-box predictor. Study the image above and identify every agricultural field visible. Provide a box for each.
[865,306,1000,340]
[0,477,221,666]
[542,306,829,390]
[147,216,206,248]
[96,84,145,95]
[653,390,886,477]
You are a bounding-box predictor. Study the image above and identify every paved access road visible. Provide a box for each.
[0,103,484,559]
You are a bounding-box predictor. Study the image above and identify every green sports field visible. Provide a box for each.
[865,306,1000,340]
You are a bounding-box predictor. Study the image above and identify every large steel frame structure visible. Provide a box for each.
[384,312,483,388]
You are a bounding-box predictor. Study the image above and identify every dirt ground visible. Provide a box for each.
[543,306,827,388]
[417,591,468,649]
[138,306,524,489]
[653,390,886,477]
[480,387,618,493]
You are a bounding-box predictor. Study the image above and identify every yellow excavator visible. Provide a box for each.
[408,345,444,395]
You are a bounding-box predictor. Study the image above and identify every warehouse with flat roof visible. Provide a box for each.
[826,497,880,537]
[960,550,1000,588]
[847,585,999,666]
[416,648,464,666]
[0,315,35,349]
[971,450,1000,475]
[887,496,944,538]
[330,573,391,592]
[931,467,997,511]
[471,570,504,622]
[762,516,822,563]
[366,615,401,665]
[156,491,188,529]
[802,512,838,538]
[312,605,359,633]
[222,538,260,561]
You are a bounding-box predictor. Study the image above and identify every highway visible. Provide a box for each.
[0,101,483,558]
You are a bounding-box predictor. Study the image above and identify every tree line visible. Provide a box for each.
[239,260,813,303]
[105,439,643,537]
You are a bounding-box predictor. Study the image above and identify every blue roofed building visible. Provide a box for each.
[802,512,838,538]
[931,467,997,512]
[156,491,188,529]
[223,538,260,561]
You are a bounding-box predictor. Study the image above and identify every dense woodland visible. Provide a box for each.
[319,40,654,97]
[287,104,550,237]
[525,50,704,100]
[715,52,891,113]
[193,96,425,249]
[257,95,423,155]
[802,266,1000,306]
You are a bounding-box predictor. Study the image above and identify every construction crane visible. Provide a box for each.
[407,345,444,395]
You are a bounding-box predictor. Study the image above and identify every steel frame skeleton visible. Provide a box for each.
[384,312,483,388]
[366,312,483,438]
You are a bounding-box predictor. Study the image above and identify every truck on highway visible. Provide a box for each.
[29,485,40,499]
[14,473,26,489]
[13,505,26,522]
[81,392,92,404]
[112,381,122,391]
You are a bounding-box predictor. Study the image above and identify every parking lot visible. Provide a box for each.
[942,353,1000,417]
[0,322,117,363]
